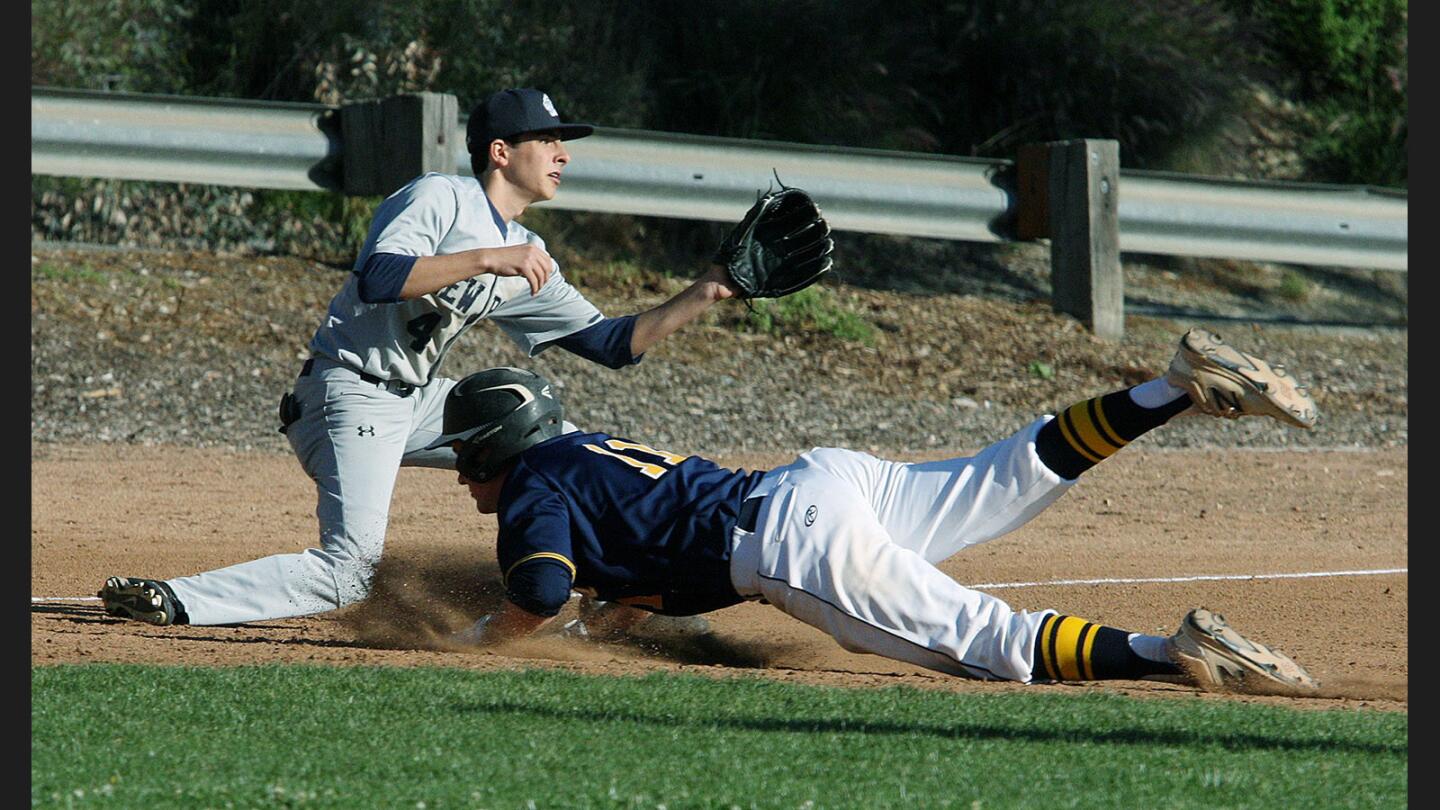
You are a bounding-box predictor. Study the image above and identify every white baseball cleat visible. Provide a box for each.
[634,613,714,638]
[572,598,714,641]
[1167,608,1317,692]
[1167,328,1318,429]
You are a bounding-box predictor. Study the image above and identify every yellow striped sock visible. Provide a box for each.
[1038,388,1185,480]
[1054,397,1128,464]
[1035,614,1101,681]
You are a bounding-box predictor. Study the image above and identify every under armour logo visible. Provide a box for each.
[804,505,818,526]
[357,425,375,437]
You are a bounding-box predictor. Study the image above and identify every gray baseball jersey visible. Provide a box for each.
[311,172,604,385]
[165,172,603,625]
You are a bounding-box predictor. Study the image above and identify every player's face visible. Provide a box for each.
[456,471,502,513]
[503,131,570,202]
[453,442,503,513]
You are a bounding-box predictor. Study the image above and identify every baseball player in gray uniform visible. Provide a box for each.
[99,88,742,627]
[440,329,1318,692]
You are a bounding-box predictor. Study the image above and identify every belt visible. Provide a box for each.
[736,495,764,533]
[735,469,787,533]
[299,357,416,397]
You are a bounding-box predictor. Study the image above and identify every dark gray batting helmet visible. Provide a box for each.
[424,367,564,482]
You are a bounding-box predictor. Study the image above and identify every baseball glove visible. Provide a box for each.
[713,183,834,299]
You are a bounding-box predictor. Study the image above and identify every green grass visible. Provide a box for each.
[742,286,875,345]
[1276,270,1312,303]
[32,262,106,285]
[1027,361,1055,381]
[32,261,188,292]
[32,665,1406,809]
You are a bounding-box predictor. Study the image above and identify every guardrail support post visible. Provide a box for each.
[342,92,458,197]
[1018,139,1123,340]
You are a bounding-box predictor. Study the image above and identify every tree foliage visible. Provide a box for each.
[31,0,1405,186]
[1222,0,1407,186]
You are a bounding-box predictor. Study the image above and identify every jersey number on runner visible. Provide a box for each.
[582,440,686,479]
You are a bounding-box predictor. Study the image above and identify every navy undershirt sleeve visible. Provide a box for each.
[549,315,642,369]
[355,252,418,304]
[505,559,574,617]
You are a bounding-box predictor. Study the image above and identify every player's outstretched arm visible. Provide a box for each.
[626,265,739,357]
[398,244,555,299]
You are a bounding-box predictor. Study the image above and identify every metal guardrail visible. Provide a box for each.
[32,87,1406,271]
[510,128,1017,247]
[31,88,341,191]
[1117,171,1406,271]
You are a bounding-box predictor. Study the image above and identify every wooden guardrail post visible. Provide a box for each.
[1017,139,1123,340]
[341,92,459,197]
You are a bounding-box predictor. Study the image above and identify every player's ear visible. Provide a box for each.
[487,138,511,169]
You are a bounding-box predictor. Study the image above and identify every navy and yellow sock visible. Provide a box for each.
[1032,614,1180,682]
[1035,388,1193,479]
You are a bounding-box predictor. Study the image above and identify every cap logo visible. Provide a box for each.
[541,384,553,399]
[541,93,559,118]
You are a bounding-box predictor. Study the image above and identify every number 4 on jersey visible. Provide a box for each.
[583,439,687,479]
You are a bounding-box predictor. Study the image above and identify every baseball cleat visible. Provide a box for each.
[97,576,187,626]
[1167,608,1316,692]
[635,613,713,638]
[1166,328,1317,428]
[572,598,714,641]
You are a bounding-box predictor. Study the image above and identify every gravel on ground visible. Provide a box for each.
[30,241,1406,457]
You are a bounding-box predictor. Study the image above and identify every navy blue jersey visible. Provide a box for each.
[496,431,768,616]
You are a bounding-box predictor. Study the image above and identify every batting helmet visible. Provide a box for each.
[424,367,564,482]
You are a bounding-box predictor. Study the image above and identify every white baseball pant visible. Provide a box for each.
[165,357,460,625]
[728,416,1070,682]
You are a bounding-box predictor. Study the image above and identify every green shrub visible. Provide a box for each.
[31,0,1262,171]
[250,189,381,249]
[1224,0,1407,186]
[741,286,875,345]
[31,176,373,262]
[1276,269,1312,302]
[31,0,194,93]
[1028,361,1055,380]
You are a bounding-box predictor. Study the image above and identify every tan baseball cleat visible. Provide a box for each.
[1167,608,1317,692]
[1167,328,1318,429]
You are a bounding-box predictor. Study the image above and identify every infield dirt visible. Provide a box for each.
[30,238,1407,714]
[32,441,1407,713]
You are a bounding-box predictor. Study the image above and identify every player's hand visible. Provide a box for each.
[697,264,740,302]
[477,244,553,295]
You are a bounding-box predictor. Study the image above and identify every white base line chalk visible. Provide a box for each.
[968,567,1407,590]
[32,567,1408,602]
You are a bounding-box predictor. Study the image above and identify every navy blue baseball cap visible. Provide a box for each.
[466,88,595,153]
